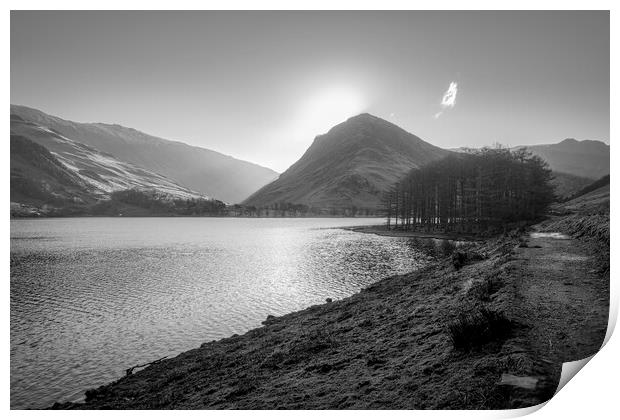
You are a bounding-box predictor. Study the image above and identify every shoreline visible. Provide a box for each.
[11,215,385,220]
[343,225,485,241]
[50,212,609,409]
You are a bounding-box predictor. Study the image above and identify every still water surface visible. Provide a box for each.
[10,217,428,409]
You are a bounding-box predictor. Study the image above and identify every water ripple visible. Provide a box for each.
[11,218,426,409]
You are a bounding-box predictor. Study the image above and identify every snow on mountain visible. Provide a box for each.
[11,115,205,200]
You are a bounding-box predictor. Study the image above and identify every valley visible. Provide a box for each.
[11,107,609,219]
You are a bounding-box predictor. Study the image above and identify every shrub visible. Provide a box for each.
[467,276,503,301]
[447,307,513,351]
[440,239,457,257]
[452,252,467,269]
[452,251,485,270]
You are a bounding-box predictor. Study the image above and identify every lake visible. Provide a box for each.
[10,217,429,409]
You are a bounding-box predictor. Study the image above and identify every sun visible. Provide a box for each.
[299,86,367,136]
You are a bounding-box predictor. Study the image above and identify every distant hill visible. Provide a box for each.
[11,114,203,201]
[244,113,450,212]
[11,105,279,203]
[453,140,608,198]
[521,138,609,179]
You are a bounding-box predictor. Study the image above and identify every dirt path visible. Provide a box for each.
[499,224,609,405]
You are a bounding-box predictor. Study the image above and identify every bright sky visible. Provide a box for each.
[11,11,609,172]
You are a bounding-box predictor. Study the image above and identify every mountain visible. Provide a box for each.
[243,113,450,212]
[10,105,279,203]
[11,114,203,200]
[566,174,610,202]
[11,133,93,208]
[522,138,609,180]
[550,172,595,199]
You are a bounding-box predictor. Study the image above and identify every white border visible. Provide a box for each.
[3,1,619,10]
[4,2,616,419]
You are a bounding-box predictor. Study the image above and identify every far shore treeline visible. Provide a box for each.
[382,147,555,234]
[10,188,378,218]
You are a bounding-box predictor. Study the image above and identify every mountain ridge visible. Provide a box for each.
[246,116,609,211]
[11,114,204,201]
[11,106,608,212]
[451,140,608,197]
[10,105,279,203]
[518,138,609,179]
[244,113,450,212]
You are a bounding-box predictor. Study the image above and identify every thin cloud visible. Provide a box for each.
[434,81,458,119]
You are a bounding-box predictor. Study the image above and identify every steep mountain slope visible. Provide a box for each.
[550,172,595,199]
[11,105,279,203]
[244,114,450,211]
[11,115,203,200]
[10,134,93,207]
[564,174,610,203]
[522,138,609,179]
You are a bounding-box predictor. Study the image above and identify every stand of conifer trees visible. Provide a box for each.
[382,147,555,234]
